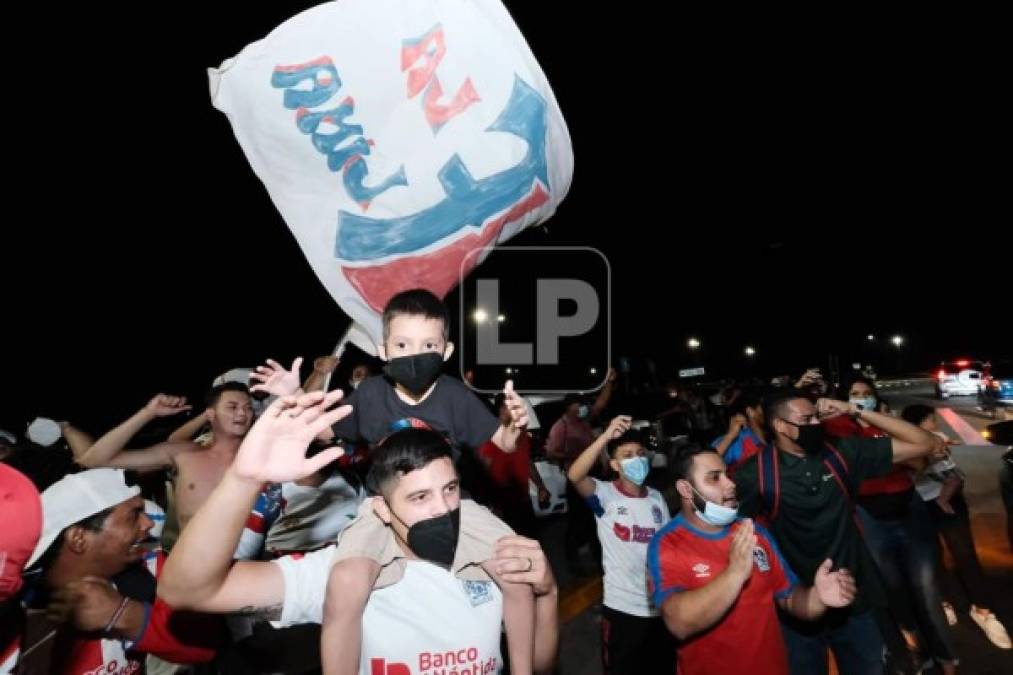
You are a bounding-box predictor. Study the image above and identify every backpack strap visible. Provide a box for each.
[757,441,781,521]
[820,442,854,503]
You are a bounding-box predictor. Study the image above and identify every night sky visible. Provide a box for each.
[4,3,1008,434]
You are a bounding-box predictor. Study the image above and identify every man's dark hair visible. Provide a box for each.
[901,404,935,428]
[365,428,454,497]
[606,430,646,458]
[729,388,764,418]
[763,389,808,436]
[206,382,252,409]
[562,393,588,408]
[671,444,718,482]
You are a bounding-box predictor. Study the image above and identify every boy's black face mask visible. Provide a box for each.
[383,352,444,395]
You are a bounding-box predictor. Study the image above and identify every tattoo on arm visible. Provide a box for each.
[235,604,283,621]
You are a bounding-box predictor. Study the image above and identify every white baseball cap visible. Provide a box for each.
[213,368,254,387]
[27,468,141,569]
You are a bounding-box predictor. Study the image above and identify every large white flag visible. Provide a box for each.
[210,0,573,353]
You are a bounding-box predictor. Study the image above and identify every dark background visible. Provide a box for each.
[3,3,1008,433]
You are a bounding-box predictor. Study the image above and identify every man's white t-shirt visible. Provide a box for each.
[586,478,670,617]
[273,549,504,675]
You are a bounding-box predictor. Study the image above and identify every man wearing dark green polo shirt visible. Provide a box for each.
[734,390,944,675]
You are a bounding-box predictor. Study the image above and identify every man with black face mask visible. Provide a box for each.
[159,391,560,675]
[730,390,946,675]
[248,289,532,672]
[320,427,540,675]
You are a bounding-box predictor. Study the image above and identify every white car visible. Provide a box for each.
[937,368,984,398]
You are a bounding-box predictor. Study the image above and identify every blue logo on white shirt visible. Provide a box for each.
[462,580,494,607]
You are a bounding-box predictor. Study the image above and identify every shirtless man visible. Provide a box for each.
[78,383,254,530]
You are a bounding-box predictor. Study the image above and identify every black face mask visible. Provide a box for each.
[383,352,444,396]
[781,419,826,455]
[391,506,461,568]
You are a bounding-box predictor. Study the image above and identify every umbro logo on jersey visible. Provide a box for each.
[752,547,770,572]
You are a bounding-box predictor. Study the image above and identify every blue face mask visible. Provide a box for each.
[619,456,650,485]
[850,397,877,412]
[691,485,738,527]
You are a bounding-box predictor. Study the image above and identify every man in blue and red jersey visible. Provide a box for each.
[647,446,857,675]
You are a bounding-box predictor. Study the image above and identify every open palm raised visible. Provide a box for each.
[232,389,351,483]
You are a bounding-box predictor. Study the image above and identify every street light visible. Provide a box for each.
[589,367,598,376]
[867,335,875,341]
[497,314,506,323]
[891,335,905,374]
[473,309,488,323]
[745,346,756,357]
[688,338,701,349]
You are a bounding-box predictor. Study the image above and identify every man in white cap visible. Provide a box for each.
[19,468,222,674]
[213,367,273,419]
